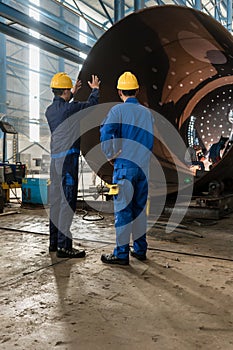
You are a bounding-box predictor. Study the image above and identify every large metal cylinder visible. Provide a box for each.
[78,5,233,196]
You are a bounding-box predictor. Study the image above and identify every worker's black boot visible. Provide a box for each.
[57,247,86,258]
[130,248,147,261]
[101,253,129,265]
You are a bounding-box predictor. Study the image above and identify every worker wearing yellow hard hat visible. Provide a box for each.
[117,71,139,90]
[100,71,154,265]
[50,72,73,89]
[45,71,100,258]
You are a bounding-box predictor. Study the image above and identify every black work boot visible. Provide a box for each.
[130,248,147,261]
[57,247,86,258]
[101,253,129,265]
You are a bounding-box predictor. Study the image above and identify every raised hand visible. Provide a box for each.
[88,75,100,89]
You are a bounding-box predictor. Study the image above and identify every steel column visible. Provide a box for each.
[0,33,7,117]
[194,0,202,10]
[114,0,125,22]
[0,33,7,143]
[58,5,65,72]
[215,0,220,21]
[134,0,145,11]
[227,0,232,32]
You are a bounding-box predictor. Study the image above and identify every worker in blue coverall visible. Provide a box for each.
[100,72,154,265]
[45,72,100,258]
[208,136,228,168]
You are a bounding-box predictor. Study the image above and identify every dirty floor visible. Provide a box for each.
[0,205,233,350]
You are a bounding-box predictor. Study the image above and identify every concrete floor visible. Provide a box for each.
[0,204,233,350]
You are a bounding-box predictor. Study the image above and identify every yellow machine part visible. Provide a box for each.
[1,182,21,203]
[104,182,150,216]
[105,183,119,196]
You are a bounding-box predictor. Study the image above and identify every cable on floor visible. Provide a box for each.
[78,155,105,221]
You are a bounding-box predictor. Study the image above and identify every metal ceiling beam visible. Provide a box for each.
[98,0,114,25]
[71,0,98,39]
[0,22,84,64]
[0,2,91,54]
[53,0,110,29]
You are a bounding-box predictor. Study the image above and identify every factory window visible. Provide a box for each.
[79,18,87,61]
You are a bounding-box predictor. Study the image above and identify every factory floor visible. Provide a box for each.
[0,203,233,350]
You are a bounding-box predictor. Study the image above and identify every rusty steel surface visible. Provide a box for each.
[78,5,233,196]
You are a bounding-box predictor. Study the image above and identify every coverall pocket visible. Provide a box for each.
[113,168,133,212]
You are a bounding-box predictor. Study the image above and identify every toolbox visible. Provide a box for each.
[22,178,50,205]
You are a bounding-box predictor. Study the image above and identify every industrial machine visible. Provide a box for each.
[77,5,233,219]
[0,120,26,204]
[21,177,50,205]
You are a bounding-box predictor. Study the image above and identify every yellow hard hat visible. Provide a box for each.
[117,71,139,90]
[50,72,73,89]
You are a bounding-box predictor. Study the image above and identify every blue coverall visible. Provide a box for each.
[45,89,99,250]
[100,97,154,259]
[208,140,225,164]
